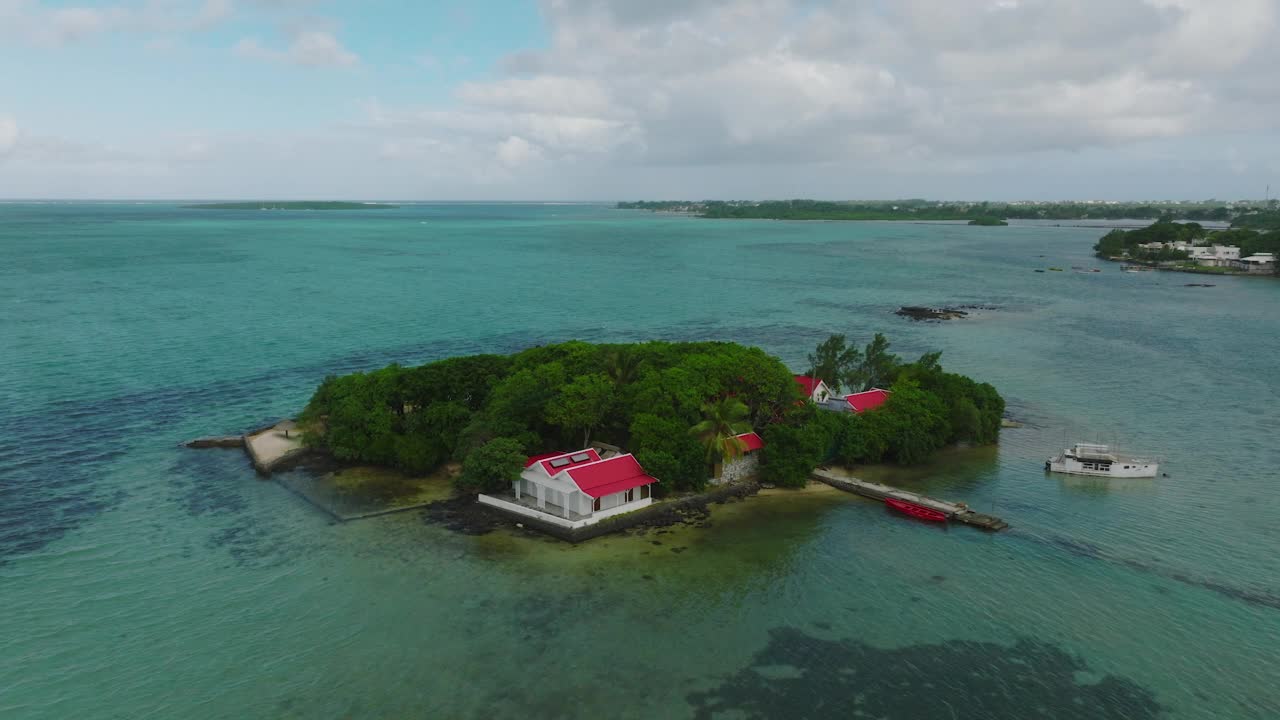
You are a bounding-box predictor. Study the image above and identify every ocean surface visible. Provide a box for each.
[2,202,1278,719]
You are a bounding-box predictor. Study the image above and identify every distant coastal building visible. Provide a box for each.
[1238,253,1276,274]
[478,449,658,528]
[1189,245,1240,267]
[794,375,833,403]
[714,431,765,485]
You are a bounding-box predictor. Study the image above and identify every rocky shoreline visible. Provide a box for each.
[423,480,762,542]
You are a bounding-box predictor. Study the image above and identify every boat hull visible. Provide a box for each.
[1045,459,1159,478]
[884,497,949,522]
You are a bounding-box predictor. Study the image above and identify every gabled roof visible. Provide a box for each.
[794,375,824,398]
[845,388,891,413]
[529,448,602,476]
[565,453,658,499]
[733,431,764,452]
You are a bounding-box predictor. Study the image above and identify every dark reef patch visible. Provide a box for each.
[1019,531,1280,612]
[687,627,1166,720]
[167,449,299,566]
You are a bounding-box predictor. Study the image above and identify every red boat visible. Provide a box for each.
[885,497,949,523]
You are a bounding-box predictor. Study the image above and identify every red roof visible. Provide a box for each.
[531,448,602,475]
[565,454,658,499]
[794,375,823,398]
[524,452,566,468]
[734,431,764,452]
[845,388,891,413]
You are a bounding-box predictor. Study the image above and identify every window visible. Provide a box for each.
[549,457,570,468]
[570,452,592,462]
[593,497,601,512]
[640,485,650,499]
[625,489,635,502]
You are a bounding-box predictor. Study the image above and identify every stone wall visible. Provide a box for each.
[715,454,760,485]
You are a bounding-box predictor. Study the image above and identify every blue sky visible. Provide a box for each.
[1,0,1278,200]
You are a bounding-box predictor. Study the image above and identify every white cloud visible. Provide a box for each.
[450,0,1275,175]
[234,29,359,67]
[1,0,234,46]
[496,135,544,168]
[0,115,18,156]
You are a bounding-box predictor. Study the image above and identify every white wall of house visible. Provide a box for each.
[513,466,654,519]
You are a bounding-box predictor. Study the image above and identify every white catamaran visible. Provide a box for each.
[1046,443,1159,478]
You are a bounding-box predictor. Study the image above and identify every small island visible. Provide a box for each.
[272,334,1004,540]
[185,201,398,210]
[968,217,1008,226]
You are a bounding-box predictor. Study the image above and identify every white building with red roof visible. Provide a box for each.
[794,375,833,404]
[478,448,658,528]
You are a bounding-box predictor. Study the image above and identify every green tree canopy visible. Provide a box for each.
[546,372,615,447]
[807,334,863,394]
[456,437,526,494]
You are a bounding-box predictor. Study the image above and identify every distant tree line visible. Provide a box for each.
[299,337,1004,495]
[617,199,1275,223]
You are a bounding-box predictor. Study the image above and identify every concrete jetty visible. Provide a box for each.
[244,420,308,475]
[812,468,1008,531]
[185,419,308,475]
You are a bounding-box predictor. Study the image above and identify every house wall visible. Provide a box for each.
[713,454,760,485]
[477,494,654,529]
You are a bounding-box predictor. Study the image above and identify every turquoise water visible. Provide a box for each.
[2,202,1278,719]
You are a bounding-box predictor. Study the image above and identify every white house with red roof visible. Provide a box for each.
[478,448,658,528]
[714,431,765,484]
[794,375,833,404]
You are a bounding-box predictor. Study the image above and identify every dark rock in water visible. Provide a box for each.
[896,306,969,321]
[1184,283,1215,287]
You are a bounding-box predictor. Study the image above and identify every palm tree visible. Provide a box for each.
[605,347,644,386]
[690,396,753,467]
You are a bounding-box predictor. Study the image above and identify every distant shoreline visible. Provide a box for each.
[184,201,399,211]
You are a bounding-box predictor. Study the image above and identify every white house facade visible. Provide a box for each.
[1188,245,1240,267]
[478,449,658,528]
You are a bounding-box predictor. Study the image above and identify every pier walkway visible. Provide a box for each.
[812,469,1008,531]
